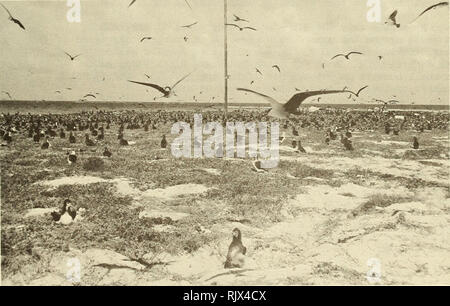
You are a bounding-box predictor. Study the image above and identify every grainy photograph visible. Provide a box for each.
[0,0,449,288]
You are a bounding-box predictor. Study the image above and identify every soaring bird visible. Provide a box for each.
[411,2,448,23]
[140,36,152,42]
[0,3,25,30]
[1,91,12,99]
[64,52,81,61]
[233,14,249,22]
[331,51,363,61]
[128,73,192,98]
[255,68,263,75]
[386,10,401,28]
[83,94,96,99]
[226,23,257,31]
[355,85,369,97]
[272,65,281,73]
[128,0,137,7]
[181,21,198,28]
[237,88,357,119]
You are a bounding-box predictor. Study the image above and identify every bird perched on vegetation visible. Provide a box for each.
[69,131,76,143]
[41,137,50,149]
[224,228,247,269]
[413,137,420,149]
[85,134,95,146]
[161,135,168,148]
[67,150,77,164]
[103,147,112,157]
[51,199,77,224]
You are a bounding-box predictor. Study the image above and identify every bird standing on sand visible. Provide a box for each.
[103,147,112,157]
[128,73,192,99]
[0,3,25,30]
[237,88,359,119]
[224,228,247,268]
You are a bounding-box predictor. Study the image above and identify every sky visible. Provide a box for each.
[0,0,448,105]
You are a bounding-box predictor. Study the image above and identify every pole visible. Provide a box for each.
[224,0,228,120]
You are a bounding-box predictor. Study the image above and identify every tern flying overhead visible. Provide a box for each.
[128,0,137,8]
[233,14,249,22]
[64,52,81,61]
[331,51,363,61]
[226,23,257,31]
[237,88,358,119]
[140,36,152,42]
[181,21,198,28]
[386,10,401,28]
[0,3,25,30]
[272,65,281,73]
[128,73,192,98]
[411,2,448,23]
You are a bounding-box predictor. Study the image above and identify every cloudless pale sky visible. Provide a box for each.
[0,0,448,105]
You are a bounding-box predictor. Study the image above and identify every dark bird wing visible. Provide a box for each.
[128,80,167,95]
[144,74,151,79]
[171,72,192,90]
[12,17,25,30]
[140,37,152,42]
[0,3,12,18]
[256,68,262,75]
[412,2,448,22]
[226,23,241,29]
[272,65,281,72]
[243,26,257,31]
[284,90,355,112]
[330,54,345,60]
[128,0,137,7]
[389,10,398,21]
[181,21,198,28]
[356,85,369,96]
[348,51,363,57]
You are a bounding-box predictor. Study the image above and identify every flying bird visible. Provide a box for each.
[2,91,12,99]
[140,36,152,42]
[255,68,262,75]
[386,10,401,28]
[355,85,369,97]
[237,88,357,119]
[331,51,363,61]
[128,0,137,7]
[272,65,281,73]
[411,2,448,23]
[378,56,383,61]
[181,21,198,28]
[64,52,81,61]
[0,3,25,30]
[233,14,249,22]
[226,23,257,31]
[128,73,192,98]
[144,74,151,79]
[83,94,96,99]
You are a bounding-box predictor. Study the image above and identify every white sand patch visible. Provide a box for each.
[37,176,108,188]
[140,184,209,200]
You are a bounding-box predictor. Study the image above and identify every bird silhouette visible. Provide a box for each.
[411,2,448,23]
[272,65,281,73]
[224,228,247,268]
[0,3,25,30]
[226,23,257,31]
[64,52,81,61]
[386,10,401,28]
[237,88,357,119]
[140,36,152,42]
[128,0,137,7]
[355,85,369,97]
[331,51,363,61]
[181,21,198,28]
[144,74,151,79]
[2,91,12,99]
[233,14,249,22]
[83,94,96,99]
[255,68,263,75]
[128,73,192,98]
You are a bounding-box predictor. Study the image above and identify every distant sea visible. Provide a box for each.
[0,100,448,114]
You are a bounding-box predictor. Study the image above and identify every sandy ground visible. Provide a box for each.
[2,129,449,286]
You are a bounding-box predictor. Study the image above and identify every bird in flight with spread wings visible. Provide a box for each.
[128,73,192,99]
[411,2,448,23]
[226,23,257,31]
[236,88,361,119]
[330,51,363,61]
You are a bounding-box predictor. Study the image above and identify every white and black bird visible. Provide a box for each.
[411,2,448,23]
[237,88,358,119]
[128,73,192,98]
[331,51,363,61]
[64,52,81,61]
[226,23,257,31]
[0,3,25,30]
